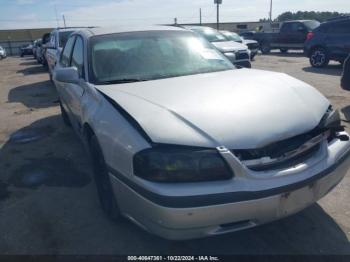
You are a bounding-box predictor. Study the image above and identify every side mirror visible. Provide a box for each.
[54,67,79,84]
[48,44,56,49]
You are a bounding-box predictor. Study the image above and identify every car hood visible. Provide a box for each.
[243,39,258,45]
[212,41,248,52]
[96,69,330,149]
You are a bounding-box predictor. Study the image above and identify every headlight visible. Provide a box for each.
[318,107,348,141]
[319,107,341,130]
[133,147,233,183]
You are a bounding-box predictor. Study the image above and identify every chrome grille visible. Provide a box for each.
[236,52,249,60]
[232,130,329,171]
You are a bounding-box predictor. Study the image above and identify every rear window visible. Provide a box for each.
[304,21,320,30]
[59,31,75,48]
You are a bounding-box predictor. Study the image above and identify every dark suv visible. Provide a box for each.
[304,16,350,68]
[341,54,350,90]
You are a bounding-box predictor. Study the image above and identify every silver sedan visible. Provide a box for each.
[53,26,350,240]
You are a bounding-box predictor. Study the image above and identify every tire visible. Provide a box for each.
[250,53,256,60]
[280,48,288,53]
[89,135,121,221]
[48,66,53,82]
[260,42,271,54]
[244,61,252,68]
[59,101,71,127]
[309,47,329,68]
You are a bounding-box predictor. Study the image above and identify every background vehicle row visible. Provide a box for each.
[250,20,320,54]
[183,26,252,68]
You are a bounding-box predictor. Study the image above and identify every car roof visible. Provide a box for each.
[54,27,88,33]
[283,20,317,23]
[322,16,350,26]
[79,25,187,37]
[182,25,214,30]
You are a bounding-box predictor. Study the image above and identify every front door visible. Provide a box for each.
[63,36,85,131]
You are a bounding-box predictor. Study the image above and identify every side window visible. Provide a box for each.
[71,37,84,78]
[291,23,303,32]
[50,33,56,48]
[319,25,329,33]
[282,23,292,32]
[60,36,76,67]
[331,22,350,34]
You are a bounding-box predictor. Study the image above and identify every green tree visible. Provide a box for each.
[274,11,349,22]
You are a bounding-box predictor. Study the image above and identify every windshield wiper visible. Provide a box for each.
[97,79,148,85]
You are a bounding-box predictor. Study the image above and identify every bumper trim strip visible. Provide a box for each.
[107,149,350,208]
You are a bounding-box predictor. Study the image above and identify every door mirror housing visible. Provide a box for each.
[54,67,79,84]
[44,43,56,49]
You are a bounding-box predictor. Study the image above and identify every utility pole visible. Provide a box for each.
[216,2,219,29]
[199,8,202,25]
[214,0,222,30]
[269,0,273,22]
[63,15,66,28]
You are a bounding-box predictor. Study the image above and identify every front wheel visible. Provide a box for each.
[260,42,271,54]
[89,135,121,221]
[280,48,288,53]
[310,48,329,68]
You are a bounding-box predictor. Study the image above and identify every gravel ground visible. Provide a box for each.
[0,53,349,255]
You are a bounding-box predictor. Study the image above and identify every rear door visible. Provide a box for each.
[340,21,350,55]
[278,22,307,48]
[46,32,57,72]
[56,36,76,126]
[325,21,350,61]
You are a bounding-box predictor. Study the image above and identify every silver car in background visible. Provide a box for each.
[221,30,259,60]
[54,26,350,240]
[45,28,85,81]
[32,39,41,59]
[184,26,252,68]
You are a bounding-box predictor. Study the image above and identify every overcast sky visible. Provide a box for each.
[1,0,349,29]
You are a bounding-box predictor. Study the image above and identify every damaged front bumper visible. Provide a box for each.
[109,133,350,240]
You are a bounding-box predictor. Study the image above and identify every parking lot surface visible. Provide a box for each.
[0,53,350,255]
